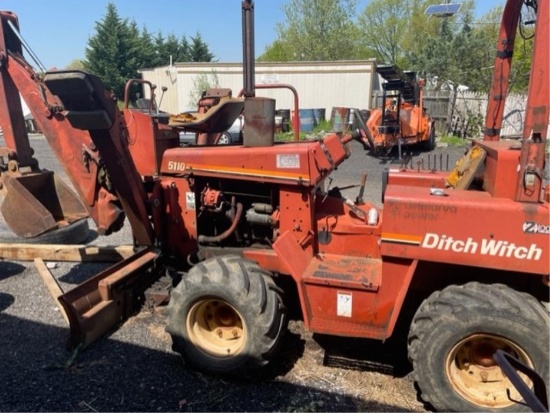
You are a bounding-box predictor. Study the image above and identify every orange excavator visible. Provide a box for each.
[358,65,435,157]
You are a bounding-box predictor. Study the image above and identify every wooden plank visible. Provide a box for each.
[0,244,135,262]
[34,257,69,324]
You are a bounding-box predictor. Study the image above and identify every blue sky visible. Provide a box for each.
[2,0,504,70]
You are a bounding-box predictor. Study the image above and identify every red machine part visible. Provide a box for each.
[0,12,128,237]
[483,0,525,141]
[200,186,224,210]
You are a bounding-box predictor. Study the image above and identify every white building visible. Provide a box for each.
[139,60,378,118]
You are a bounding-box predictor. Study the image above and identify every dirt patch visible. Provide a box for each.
[148,322,172,344]
[272,321,426,412]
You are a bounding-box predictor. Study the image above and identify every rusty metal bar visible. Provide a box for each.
[515,0,548,203]
[58,247,160,349]
[0,12,34,166]
[493,350,549,412]
[242,0,255,98]
[482,0,523,141]
[6,19,46,72]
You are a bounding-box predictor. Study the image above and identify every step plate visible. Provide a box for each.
[301,254,384,338]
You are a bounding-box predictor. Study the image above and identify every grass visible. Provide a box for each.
[275,119,334,142]
[439,134,470,147]
[275,132,296,142]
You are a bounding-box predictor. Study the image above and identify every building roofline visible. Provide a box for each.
[139,59,377,72]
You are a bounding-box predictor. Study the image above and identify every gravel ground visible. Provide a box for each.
[0,134,466,412]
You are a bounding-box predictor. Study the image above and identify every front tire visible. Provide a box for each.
[166,255,286,375]
[408,282,549,412]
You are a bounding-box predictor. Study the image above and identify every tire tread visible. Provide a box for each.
[408,282,549,412]
[166,255,286,375]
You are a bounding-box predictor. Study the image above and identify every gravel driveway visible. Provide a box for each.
[0,135,466,412]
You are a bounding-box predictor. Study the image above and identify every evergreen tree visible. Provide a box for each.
[410,17,456,89]
[84,3,139,99]
[84,2,214,100]
[138,27,159,68]
[159,34,190,64]
[189,32,215,62]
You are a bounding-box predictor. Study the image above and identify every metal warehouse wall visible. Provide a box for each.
[139,60,377,117]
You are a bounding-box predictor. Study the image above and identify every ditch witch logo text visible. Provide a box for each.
[421,233,543,261]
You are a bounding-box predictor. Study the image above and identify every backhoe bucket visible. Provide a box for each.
[0,171,88,237]
[58,246,161,349]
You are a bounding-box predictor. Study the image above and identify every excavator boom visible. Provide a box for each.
[0,12,128,237]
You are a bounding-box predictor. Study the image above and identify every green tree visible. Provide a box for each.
[396,0,500,92]
[138,27,159,68]
[357,0,416,67]
[189,32,215,62]
[258,40,294,62]
[469,5,502,80]
[154,33,190,64]
[409,17,456,89]
[447,15,494,91]
[84,3,215,100]
[401,0,441,61]
[483,4,535,93]
[65,59,85,70]
[188,71,220,108]
[260,0,360,61]
[84,3,139,99]
[356,0,497,91]
[509,30,534,93]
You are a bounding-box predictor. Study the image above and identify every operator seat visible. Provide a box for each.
[169,88,244,134]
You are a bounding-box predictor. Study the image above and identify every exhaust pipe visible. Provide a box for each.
[241,0,276,147]
[242,0,255,98]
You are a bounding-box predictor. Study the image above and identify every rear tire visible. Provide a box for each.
[166,255,286,376]
[408,282,549,412]
[421,124,436,151]
[0,218,90,244]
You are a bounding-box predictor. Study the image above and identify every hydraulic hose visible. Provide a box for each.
[198,202,243,243]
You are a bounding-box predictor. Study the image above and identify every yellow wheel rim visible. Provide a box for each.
[186,298,247,357]
[446,333,534,409]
